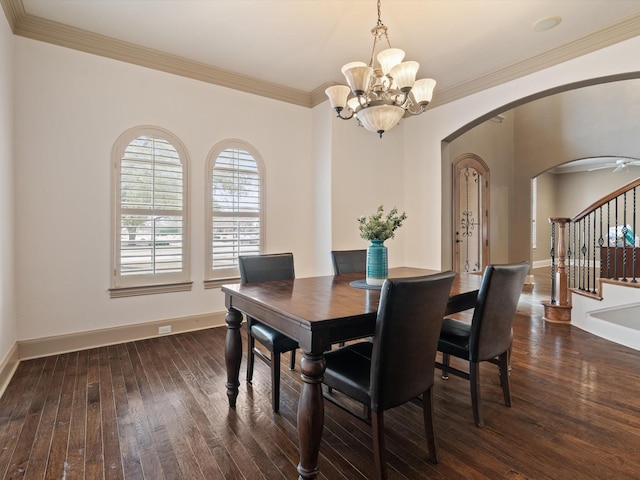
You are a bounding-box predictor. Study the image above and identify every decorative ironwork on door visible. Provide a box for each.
[458,168,482,272]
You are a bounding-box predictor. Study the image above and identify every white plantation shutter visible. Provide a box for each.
[113,127,190,292]
[207,141,264,280]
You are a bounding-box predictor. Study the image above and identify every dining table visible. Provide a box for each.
[221,267,483,480]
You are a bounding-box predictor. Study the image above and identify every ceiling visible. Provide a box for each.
[549,156,640,174]
[3,0,640,107]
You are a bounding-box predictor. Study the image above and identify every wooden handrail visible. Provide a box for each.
[572,177,640,222]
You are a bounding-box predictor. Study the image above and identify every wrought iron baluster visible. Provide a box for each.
[586,214,591,292]
[634,187,637,283]
[581,217,585,291]
[567,224,573,288]
[614,197,619,279]
[593,207,604,292]
[622,192,628,282]
[550,221,556,305]
[589,210,598,293]
[607,202,611,279]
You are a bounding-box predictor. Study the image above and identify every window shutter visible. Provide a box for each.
[208,145,263,279]
[114,130,189,291]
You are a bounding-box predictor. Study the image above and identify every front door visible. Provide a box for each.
[453,154,490,273]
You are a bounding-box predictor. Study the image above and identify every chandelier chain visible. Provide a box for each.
[369,0,393,67]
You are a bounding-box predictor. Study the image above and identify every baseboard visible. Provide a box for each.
[533,259,552,269]
[0,342,19,398]
[17,311,227,361]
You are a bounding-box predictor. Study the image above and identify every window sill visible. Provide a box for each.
[110,281,193,298]
[204,277,240,289]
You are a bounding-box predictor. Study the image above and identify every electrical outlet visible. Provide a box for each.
[158,325,172,335]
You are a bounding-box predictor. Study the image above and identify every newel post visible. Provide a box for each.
[542,217,572,323]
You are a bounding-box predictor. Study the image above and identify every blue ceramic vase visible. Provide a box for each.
[366,239,388,285]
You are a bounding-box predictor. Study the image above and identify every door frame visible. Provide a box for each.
[452,154,490,273]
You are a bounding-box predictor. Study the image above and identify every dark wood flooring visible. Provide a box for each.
[2,268,640,479]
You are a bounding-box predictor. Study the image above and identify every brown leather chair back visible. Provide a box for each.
[370,271,455,411]
[239,253,295,283]
[331,249,367,274]
[469,262,530,362]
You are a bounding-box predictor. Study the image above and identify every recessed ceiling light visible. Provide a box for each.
[532,16,562,32]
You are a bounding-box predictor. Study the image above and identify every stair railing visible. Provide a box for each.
[544,177,640,323]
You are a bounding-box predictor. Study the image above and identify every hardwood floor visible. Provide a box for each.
[2,268,640,479]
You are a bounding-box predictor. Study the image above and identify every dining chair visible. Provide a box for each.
[436,261,530,427]
[331,249,367,348]
[238,253,299,412]
[322,271,456,479]
[331,249,367,275]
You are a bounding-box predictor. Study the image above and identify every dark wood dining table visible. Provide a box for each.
[221,267,483,480]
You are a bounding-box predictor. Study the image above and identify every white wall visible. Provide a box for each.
[14,37,314,340]
[555,168,640,219]
[403,35,640,269]
[0,12,16,366]
[11,30,640,344]
[329,115,407,266]
[533,172,557,264]
[310,101,332,275]
[444,113,515,268]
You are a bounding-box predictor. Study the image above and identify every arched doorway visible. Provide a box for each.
[453,154,490,273]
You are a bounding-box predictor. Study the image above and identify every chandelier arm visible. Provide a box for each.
[357,94,370,109]
[392,91,410,107]
[403,103,428,116]
[334,107,355,120]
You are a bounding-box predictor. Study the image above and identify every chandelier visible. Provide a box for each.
[325,0,436,138]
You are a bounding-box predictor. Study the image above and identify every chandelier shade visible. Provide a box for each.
[411,78,437,105]
[356,104,405,136]
[377,48,405,75]
[390,61,419,91]
[325,85,351,112]
[343,65,374,95]
[325,0,436,138]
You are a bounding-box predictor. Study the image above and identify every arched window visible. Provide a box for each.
[111,126,191,297]
[205,140,264,284]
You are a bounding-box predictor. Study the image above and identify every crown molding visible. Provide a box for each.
[2,0,640,110]
[3,0,312,107]
[429,13,640,109]
[0,0,22,31]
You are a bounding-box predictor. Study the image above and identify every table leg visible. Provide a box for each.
[225,307,243,408]
[296,352,326,480]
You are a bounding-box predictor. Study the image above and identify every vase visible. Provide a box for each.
[366,239,388,285]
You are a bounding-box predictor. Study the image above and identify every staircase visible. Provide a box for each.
[544,177,640,350]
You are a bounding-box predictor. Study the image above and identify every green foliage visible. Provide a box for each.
[357,205,407,241]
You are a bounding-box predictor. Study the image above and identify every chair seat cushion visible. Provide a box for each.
[438,317,471,358]
[251,322,298,353]
[323,342,373,405]
[342,340,373,359]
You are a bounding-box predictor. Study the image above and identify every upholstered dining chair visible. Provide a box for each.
[322,271,456,479]
[436,261,530,427]
[331,249,367,275]
[238,253,299,412]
